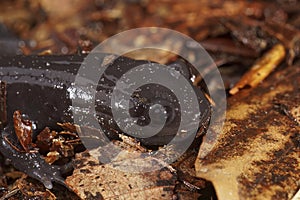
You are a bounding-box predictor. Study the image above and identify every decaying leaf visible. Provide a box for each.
[36,123,81,164]
[291,106,300,125]
[15,176,56,200]
[65,133,177,199]
[13,110,35,152]
[195,65,300,199]
[36,127,57,154]
[172,146,217,199]
[230,43,286,95]
[65,151,177,200]
[44,151,60,165]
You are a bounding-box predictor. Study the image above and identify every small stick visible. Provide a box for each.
[230,43,286,95]
[3,136,26,153]
[0,188,20,200]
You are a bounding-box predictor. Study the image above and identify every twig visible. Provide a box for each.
[0,188,20,200]
[230,43,286,95]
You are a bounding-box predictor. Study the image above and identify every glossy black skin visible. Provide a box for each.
[0,128,65,189]
[0,54,210,189]
[0,55,83,189]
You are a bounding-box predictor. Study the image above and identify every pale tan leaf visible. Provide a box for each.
[66,152,176,200]
[196,65,300,200]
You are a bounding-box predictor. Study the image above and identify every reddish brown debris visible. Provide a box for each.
[35,123,81,164]
[36,127,57,154]
[13,110,35,152]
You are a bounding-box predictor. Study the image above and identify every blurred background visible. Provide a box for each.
[1,0,299,99]
[0,0,299,54]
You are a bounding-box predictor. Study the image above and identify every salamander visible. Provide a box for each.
[0,54,210,189]
[0,128,66,189]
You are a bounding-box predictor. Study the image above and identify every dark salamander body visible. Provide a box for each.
[0,54,210,189]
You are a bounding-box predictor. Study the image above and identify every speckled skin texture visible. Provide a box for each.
[0,129,65,189]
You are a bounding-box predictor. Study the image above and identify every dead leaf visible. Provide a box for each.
[15,176,56,200]
[65,152,177,200]
[13,110,35,152]
[65,132,177,200]
[195,65,300,199]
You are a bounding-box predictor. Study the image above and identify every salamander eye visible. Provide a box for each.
[129,83,180,128]
[150,98,178,126]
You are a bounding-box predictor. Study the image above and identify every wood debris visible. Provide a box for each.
[230,43,286,95]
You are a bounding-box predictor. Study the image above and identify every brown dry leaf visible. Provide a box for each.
[39,0,90,21]
[291,106,300,125]
[44,151,60,164]
[65,151,176,200]
[172,147,215,199]
[195,65,300,199]
[15,176,56,200]
[230,43,286,95]
[13,110,34,152]
[66,134,176,200]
